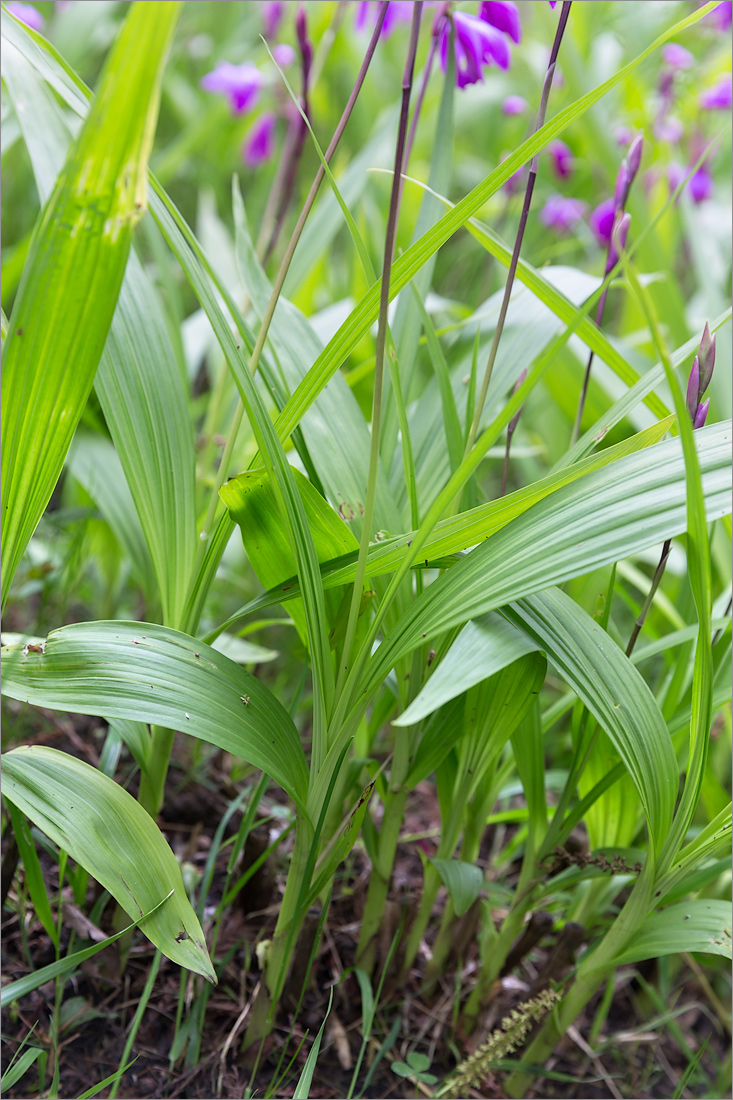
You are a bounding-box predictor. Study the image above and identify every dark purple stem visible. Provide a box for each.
[626,538,672,657]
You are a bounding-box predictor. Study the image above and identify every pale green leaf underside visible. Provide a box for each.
[2,745,215,981]
[612,900,732,964]
[431,859,483,917]
[1,622,309,814]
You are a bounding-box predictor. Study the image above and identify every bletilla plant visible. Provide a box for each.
[1,1,730,1095]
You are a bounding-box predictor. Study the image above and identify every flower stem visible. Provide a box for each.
[463,2,572,459]
[335,2,424,704]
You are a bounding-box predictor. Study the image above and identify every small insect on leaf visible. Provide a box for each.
[241,695,250,706]
[175,929,190,942]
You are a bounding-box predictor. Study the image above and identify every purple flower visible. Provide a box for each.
[700,1,732,31]
[668,162,714,204]
[686,356,701,419]
[626,132,643,181]
[262,0,286,39]
[201,62,264,114]
[698,321,716,393]
[693,398,710,429]
[548,139,573,180]
[608,211,630,268]
[355,1,415,38]
[5,1,44,31]
[502,94,527,115]
[243,112,277,167]
[700,75,733,110]
[272,43,296,68]
[548,1,557,7]
[662,43,694,70]
[479,1,521,44]
[540,195,586,234]
[590,198,616,247]
[440,10,511,89]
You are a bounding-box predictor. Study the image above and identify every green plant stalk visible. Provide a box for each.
[503,860,656,1098]
[138,725,174,819]
[462,1,571,458]
[335,2,423,703]
[354,727,413,975]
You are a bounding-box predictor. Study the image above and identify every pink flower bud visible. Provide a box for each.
[686,356,700,419]
[693,398,710,430]
[697,321,716,394]
[626,132,643,182]
[608,211,630,267]
[614,160,629,208]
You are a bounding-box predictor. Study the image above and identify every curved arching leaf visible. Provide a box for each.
[1,622,309,815]
[2,745,215,981]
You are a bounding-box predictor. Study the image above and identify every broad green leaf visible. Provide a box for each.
[2,745,215,981]
[220,463,361,645]
[395,613,539,727]
[2,31,198,631]
[1,1,180,609]
[68,435,157,605]
[430,860,483,918]
[505,591,677,853]
[358,424,731,702]
[611,900,732,965]
[1,622,309,814]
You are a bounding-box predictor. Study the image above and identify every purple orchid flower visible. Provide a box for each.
[662,43,694,70]
[589,197,616,247]
[700,75,733,110]
[668,161,715,204]
[686,322,716,428]
[355,1,415,38]
[262,0,286,39]
[201,61,264,114]
[502,94,527,115]
[243,112,277,167]
[540,195,586,234]
[548,139,573,180]
[479,1,522,44]
[700,1,732,30]
[6,1,44,31]
[440,10,511,89]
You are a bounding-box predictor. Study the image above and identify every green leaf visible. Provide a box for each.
[1,1,180,609]
[292,989,333,1100]
[2,745,215,981]
[2,31,198,631]
[0,1046,43,1092]
[505,591,677,853]
[358,424,731,703]
[1,622,310,814]
[395,613,539,726]
[430,860,483,917]
[6,801,57,944]
[611,900,732,964]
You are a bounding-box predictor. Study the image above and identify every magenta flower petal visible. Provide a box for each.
[6,1,45,31]
[479,1,522,45]
[700,75,733,110]
[201,61,264,115]
[502,94,527,115]
[693,398,710,430]
[272,43,296,67]
[262,0,286,39]
[548,139,573,180]
[668,162,714,204]
[589,198,616,247]
[662,43,694,70]
[355,0,415,38]
[540,196,586,234]
[700,1,732,31]
[441,10,512,89]
[548,1,558,7]
[243,112,277,167]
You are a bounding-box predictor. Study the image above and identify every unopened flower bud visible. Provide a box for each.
[686,355,700,419]
[626,132,643,182]
[693,397,710,430]
[608,211,631,268]
[296,3,313,71]
[614,159,630,208]
[697,321,716,394]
